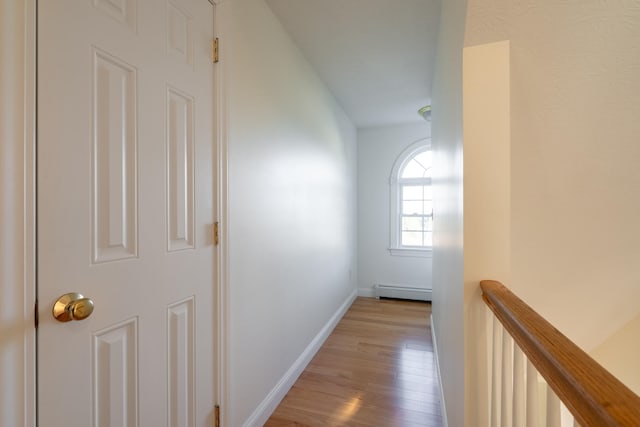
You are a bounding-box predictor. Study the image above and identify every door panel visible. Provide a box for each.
[92,47,138,263]
[37,1,216,425]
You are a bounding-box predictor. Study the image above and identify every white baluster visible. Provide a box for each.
[525,359,539,427]
[560,402,575,427]
[546,386,562,427]
[512,346,525,426]
[501,331,513,427]
[491,316,503,427]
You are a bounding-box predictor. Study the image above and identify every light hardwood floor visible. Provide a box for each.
[265,297,443,427]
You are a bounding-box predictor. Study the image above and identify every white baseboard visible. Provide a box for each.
[242,289,358,427]
[431,314,448,427]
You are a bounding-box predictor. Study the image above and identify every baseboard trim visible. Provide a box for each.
[431,314,449,427]
[242,289,358,427]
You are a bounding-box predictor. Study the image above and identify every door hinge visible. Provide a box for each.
[34,299,39,329]
[214,404,220,427]
[213,38,219,63]
[214,222,220,246]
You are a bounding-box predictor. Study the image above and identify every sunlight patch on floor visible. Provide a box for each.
[332,393,362,423]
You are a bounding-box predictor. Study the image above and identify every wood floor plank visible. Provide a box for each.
[265,297,442,426]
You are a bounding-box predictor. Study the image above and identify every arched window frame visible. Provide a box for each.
[389,139,433,258]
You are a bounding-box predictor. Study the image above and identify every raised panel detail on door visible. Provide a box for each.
[167,297,195,427]
[93,318,139,427]
[167,87,194,251]
[167,2,193,66]
[92,48,138,263]
[93,0,137,31]
[39,0,216,424]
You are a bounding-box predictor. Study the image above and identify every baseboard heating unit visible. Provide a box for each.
[374,284,432,301]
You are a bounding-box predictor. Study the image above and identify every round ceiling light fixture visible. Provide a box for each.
[418,105,431,121]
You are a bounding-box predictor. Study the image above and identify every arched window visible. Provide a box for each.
[389,139,432,257]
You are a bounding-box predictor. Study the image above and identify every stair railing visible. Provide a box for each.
[481,280,640,427]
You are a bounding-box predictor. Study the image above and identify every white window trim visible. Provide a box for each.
[389,247,433,257]
[388,138,432,258]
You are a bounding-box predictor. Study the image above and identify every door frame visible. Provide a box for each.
[0,1,229,425]
[0,0,36,425]
[212,0,231,425]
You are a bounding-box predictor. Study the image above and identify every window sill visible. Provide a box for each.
[389,247,433,258]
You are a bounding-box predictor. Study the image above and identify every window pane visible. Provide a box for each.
[394,148,434,249]
[403,201,423,215]
[402,216,423,231]
[423,185,432,200]
[402,185,423,200]
[401,151,432,178]
[413,151,432,176]
[402,231,423,247]
[423,232,433,246]
[424,200,433,215]
[401,160,424,178]
[423,216,433,231]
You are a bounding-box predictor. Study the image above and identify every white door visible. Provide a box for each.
[38,0,217,425]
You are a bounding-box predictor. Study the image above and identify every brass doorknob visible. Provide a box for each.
[52,292,94,322]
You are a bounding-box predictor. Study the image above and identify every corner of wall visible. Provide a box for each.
[431,314,449,427]
[357,286,375,298]
[462,39,511,427]
[430,0,467,423]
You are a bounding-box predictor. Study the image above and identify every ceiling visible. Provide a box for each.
[265,0,441,129]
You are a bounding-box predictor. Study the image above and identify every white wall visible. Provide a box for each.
[465,0,640,357]
[357,123,432,297]
[464,0,640,368]
[218,0,358,425]
[0,1,36,426]
[447,1,640,423]
[430,0,467,425]
[463,41,511,427]
[591,312,640,396]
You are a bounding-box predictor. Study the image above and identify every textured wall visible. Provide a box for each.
[465,0,640,354]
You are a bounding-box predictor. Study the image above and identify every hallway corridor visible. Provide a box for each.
[266,297,442,426]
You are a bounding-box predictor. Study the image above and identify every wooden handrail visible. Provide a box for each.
[481,280,640,426]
